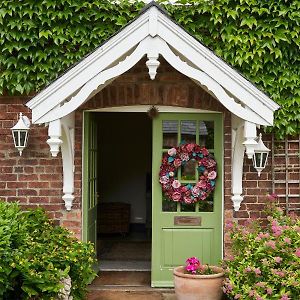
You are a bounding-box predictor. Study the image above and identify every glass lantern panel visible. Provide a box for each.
[262,152,268,168]
[254,152,262,167]
[163,120,178,148]
[20,131,27,146]
[13,131,19,146]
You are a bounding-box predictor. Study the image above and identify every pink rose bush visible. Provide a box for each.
[223,198,300,299]
[159,143,217,204]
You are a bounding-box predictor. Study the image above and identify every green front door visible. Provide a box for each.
[83,112,98,254]
[152,113,223,287]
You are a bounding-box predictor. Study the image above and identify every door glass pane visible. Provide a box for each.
[162,197,177,212]
[163,120,178,148]
[181,202,196,212]
[198,193,214,212]
[199,121,214,149]
[181,121,196,144]
[181,159,197,181]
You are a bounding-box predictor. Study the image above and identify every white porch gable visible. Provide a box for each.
[26,1,279,211]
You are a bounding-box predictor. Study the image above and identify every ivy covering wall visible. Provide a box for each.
[0,0,299,137]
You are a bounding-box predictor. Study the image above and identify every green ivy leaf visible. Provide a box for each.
[38,30,52,39]
[240,17,257,29]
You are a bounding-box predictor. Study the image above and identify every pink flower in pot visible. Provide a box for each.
[174,256,224,300]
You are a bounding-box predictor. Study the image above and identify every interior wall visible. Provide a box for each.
[97,113,152,223]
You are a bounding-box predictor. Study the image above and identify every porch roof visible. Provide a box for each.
[25,2,280,212]
[26,1,279,126]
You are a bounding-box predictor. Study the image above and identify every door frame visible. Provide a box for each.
[81,106,224,266]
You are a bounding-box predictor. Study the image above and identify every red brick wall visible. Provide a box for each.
[0,95,81,237]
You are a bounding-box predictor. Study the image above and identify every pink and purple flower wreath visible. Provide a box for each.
[159,143,217,204]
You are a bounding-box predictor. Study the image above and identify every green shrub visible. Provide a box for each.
[223,197,300,300]
[0,201,96,299]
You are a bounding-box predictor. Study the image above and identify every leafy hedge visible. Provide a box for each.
[0,201,96,299]
[0,0,299,138]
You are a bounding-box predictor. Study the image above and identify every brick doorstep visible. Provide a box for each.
[87,271,175,299]
[87,285,175,300]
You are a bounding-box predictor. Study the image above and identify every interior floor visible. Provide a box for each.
[98,229,151,271]
[91,271,151,286]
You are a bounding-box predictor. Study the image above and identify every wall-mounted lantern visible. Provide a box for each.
[252,133,270,177]
[11,113,30,156]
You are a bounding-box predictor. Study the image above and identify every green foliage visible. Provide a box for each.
[223,199,300,299]
[0,201,96,299]
[0,0,299,138]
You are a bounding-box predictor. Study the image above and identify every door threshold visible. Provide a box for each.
[88,285,174,292]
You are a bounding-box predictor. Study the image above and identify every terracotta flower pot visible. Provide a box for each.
[173,266,224,300]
